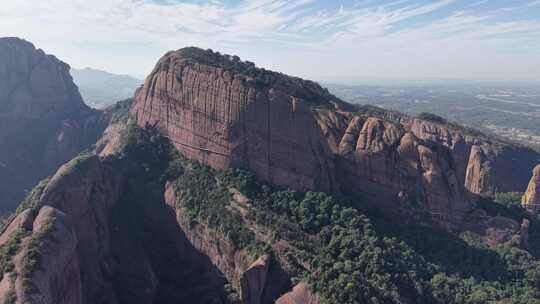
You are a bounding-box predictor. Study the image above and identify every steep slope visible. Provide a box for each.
[1,46,540,304]
[523,165,540,214]
[0,125,236,304]
[0,38,108,213]
[131,47,540,227]
[0,122,539,304]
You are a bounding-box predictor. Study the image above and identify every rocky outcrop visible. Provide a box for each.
[0,148,240,304]
[0,37,108,213]
[132,48,339,193]
[522,165,540,215]
[240,255,270,304]
[133,48,511,226]
[0,154,122,304]
[164,182,292,304]
[131,47,540,226]
[275,282,320,304]
[409,118,540,194]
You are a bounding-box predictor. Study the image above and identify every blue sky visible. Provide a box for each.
[1,0,539,81]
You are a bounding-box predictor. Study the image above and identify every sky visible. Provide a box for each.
[1,0,540,81]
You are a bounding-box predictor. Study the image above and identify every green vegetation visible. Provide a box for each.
[494,192,524,207]
[12,177,50,220]
[170,161,267,256]
[0,228,30,278]
[109,122,237,304]
[205,169,540,303]
[103,98,134,125]
[177,47,339,107]
[69,123,540,303]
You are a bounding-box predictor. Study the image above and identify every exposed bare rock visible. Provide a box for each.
[464,145,493,194]
[13,206,81,304]
[0,209,33,247]
[522,165,540,215]
[0,154,123,304]
[164,181,253,289]
[356,117,402,152]
[313,110,350,154]
[165,181,293,304]
[240,254,270,304]
[275,282,320,304]
[132,48,480,226]
[338,116,364,154]
[95,124,125,157]
[409,118,540,195]
[410,118,473,188]
[131,49,338,193]
[0,37,108,213]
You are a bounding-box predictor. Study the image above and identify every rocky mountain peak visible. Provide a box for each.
[0,37,107,213]
[152,46,349,110]
[0,37,89,118]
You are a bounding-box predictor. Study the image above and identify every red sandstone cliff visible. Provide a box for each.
[0,155,122,303]
[131,48,340,193]
[0,37,108,213]
[523,165,540,215]
[131,48,540,225]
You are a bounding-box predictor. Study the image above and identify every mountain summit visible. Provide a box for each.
[131,47,539,227]
[0,38,107,212]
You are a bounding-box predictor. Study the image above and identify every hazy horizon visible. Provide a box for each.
[2,0,540,81]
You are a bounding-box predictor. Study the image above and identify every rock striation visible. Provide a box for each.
[0,37,108,213]
[1,45,539,304]
[0,151,244,304]
[131,47,540,226]
[132,48,342,193]
[522,165,540,215]
[0,155,122,303]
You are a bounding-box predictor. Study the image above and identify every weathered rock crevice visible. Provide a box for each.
[130,47,540,228]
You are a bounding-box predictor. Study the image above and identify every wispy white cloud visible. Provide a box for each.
[0,0,538,80]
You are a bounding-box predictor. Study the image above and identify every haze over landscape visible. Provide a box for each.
[1,1,540,304]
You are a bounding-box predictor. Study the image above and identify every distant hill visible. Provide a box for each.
[71,67,142,109]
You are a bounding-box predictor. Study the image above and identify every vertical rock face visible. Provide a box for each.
[409,118,540,195]
[0,155,122,304]
[0,150,240,304]
[464,145,493,194]
[0,37,107,213]
[130,47,540,226]
[131,48,340,193]
[522,165,540,215]
[132,47,485,225]
[275,282,320,304]
[240,255,270,304]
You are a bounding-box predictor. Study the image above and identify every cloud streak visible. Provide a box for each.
[0,0,538,80]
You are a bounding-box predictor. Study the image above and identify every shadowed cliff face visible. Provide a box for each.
[0,124,308,304]
[0,38,108,213]
[0,120,535,304]
[0,142,235,303]
[131,47,539,226]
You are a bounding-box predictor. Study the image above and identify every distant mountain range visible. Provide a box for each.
[71,67,143,109]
